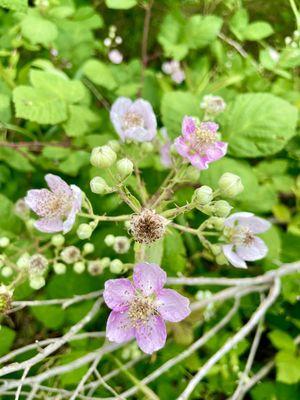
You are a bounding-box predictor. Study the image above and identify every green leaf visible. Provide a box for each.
[0,93,11,123]
[59,351,89,385]
[0,327,16,357]
[13,86,67,124]
[42,146,71,160]
[83,59,117,90]
[158,14,188,60]
[243,22,274,41]
[0,147,34,172]
[105,0,137,9]
[63,105,98,137]
[161,91,199,138]
[21,15,58,46]
[0,194,22,234]
[220,93,298,157]
[268,330,296,352]
[59,150,90,176]
[30,305,65,329]
[0,0,27,12]
[183,15,222,49]
[162,228,186,274]
[275,351,300,384]
[144,239,164,265]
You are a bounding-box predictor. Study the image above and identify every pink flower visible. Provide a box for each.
[25,174,82,234]
[110,97,157,142]
[222,212,271,269]
[162,60,185,84]
[108,49,123,64]
[103,263,190,354]
[174,116,227,170]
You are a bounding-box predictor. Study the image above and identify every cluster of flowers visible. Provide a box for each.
[162,60,185,84]
[0,94,271,354]
[104,25,123,65]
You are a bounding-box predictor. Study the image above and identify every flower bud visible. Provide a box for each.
[73,261,85,274]
[30,276,45,290]
[113,236,130,254]
[83,243,94,255]
[108,140,121,152]
[90,177,112,195]
[101,257,111,268]
[104,234,115,247]
[218,173,244,198]
[210,244,222,256]
[141,142,154,153]
[216,253,228,266]
[208,217,225,231]
[213,200,232,217]
[87,260,103,276]
[51,234,65,247]
[193,186,213,205]
[110,259,123,274]
[29,254,48,276]
[60,246,81,264]
[90,146,117,168]
[77,223,93,240]
[1,266,13,278]
[53,262,66,275]
[16,253,30,269]
[0,237,10,248]
[184,166,200,183]
[0,285,12,314]
[116,158,134,179]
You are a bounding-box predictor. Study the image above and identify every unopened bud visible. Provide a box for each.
[90,146,117,168]
[110,259,123,274]
[116,158,134,179]
[210,244,222,256]
[90,176,112,195]
[0,237,10,248]
[53,262,66,275]
[1,266,13,278]
[30,276,45,290]
[193,186,213,205]
[16,253,30,269]
[51,234,65,247]
[141,142,154,153]
[184,166,200,183]
[218,173,244,198]
[108,140,121,152]
[73,261,85,274]
[77,223,93,240]
[104,234,115,246]
[113,236,130,254]
[87,260,103,276]
[208,217,225,230]
[29,254,48,276]
[101,257,111,268]
[83,243,94,255]
[213,200,232,218]
[216,253,228,266]
[60,246,81,264]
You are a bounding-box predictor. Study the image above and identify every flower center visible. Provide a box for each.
[130,209,168,244]
[232,226,255,246]
[122,112,144,130]
[188,124,216,156]
[41,195,72,218]
[128,295,158,327]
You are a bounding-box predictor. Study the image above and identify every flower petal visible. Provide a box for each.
[236,237,268,261]
[34,217,64,233]
[239,216,271,234]
[45,174,72,196]
[131,99,157,141]
[103,279,135,311]
[62,185,82,233]
[133,263,166,296]
[25,189,55,217]
[182,116,196,137]
[224,212,254,228]
[106,311,135,343]
[110,97,132,140]
[222,244,247,269]
[156,288,190,322]
[135,315,167,354]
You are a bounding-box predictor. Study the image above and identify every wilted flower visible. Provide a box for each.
[110,97,157,142]
[108,49,123,64]
[130,209,169,244]
[87,259,104,276]
[162,60,185,84]
[60,246,81,264]
[200,95,226,116]
[113,236,131,254]
[174,116,227,170]
[25,174,82,234]
[103,263,190,354]
[222,212,271,269]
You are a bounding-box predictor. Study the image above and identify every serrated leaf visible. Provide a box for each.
[63,105,98,137]
[13,86,67,124]
[83,59,117,90]
[0,147,34,172]
[21,15,58,46]
[59,151,90,176]
[183,15,222,49]
[220,93,298,157]
[0,0,27,12]
[0,93,11,123]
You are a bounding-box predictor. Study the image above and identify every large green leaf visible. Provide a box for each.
[21,15,58,46]
[0,0,27,12]
[162,229,186,274]
[183,15,222,49]
[0,93,11,123]
[0,194,22,234]
[63,105,98,137]
[83,59,117,90]
[275,351,300,384]
[220,93,298,157]
[0,147,34,172]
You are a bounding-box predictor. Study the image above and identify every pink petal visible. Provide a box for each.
[222,244,247,269]
[189,153,209,170]
[200,121,219,133]
[236,237,268,261]
[106,311,135,343]
[133,263,166,296]
[34,217,64,233]
[45,174,72,196]
[174,136,191,159]
[135,315,167,354]
[182,116,196,137]
[25,189,55,217]
[156,288,190,322]
[104,279,135,311]
[206,142,227,161]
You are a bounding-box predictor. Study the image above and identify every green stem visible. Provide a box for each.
[78,212,130,222]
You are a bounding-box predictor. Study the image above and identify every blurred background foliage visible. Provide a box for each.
[0,0,299,398]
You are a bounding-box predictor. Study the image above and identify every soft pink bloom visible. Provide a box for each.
[222,212,271,269]
[162,60,185,84]
[174,116,227,170]
[25,174,82,234]
[103,263,190,354]
[108,49,123,64]
[110,97,157,142]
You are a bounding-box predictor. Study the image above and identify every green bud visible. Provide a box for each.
[116,158,134,179]
[108,140,121,152]
[90,146,117,168]
[16,253,30,269]
[216,253,228,266]
[51,234,65,247]
[218,173,244,198]
[141,142,154,153]
[104,234,115,246]
[110,259,123,274]
[101,257,111,268]
[30,276,45,290]
[77,223,93,240]
[209,217,225,231]
[83,243,94,255]
[1,266,13,278]
[193,186,213,205]
[210,244,222,256]
[213,200,232,218]
[53,262,66,275]
[90,176,111,195]
[184,166,200,183]
[73,261,85,274]
[0,237,10,248]
[60,246,80,264]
